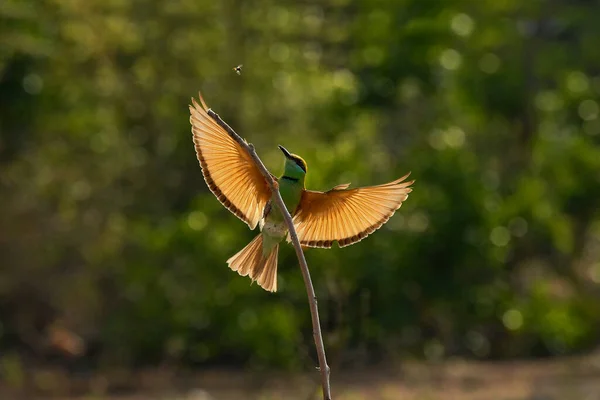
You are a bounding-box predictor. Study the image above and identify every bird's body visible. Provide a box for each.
[226,147,307,290]
[264,172,305,240]
[189,93,414,292]
[263,174,304,240]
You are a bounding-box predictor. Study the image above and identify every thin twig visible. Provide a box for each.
[206,108,332,400]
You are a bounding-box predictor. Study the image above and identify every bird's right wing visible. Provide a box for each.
[291,173,414,248]
[189,93,271,230]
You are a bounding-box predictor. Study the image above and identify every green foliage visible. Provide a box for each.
[1,0,600,369]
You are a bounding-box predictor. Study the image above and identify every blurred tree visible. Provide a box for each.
[0,0,599,371]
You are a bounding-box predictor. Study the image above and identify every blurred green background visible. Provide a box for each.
[2,0,600,397]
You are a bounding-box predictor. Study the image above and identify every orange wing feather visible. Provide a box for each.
[292,173,414,248]
[189,93,271,230]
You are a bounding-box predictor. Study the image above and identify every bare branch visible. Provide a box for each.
[206,107,332,400]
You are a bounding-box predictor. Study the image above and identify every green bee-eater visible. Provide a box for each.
[189,93,414,292]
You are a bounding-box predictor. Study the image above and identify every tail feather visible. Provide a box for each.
[227,234,279,292]
[258,246,278,292]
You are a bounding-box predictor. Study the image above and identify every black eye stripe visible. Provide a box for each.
[292,157,306,172]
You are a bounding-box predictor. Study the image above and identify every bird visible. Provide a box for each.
[233,64,243,75]
[189,93,414,292]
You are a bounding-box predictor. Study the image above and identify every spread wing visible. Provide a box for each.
[189,93,271,230]
[291,173,414,248]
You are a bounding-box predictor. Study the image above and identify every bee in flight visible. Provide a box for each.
[233,64,243,75]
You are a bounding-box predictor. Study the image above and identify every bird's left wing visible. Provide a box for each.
[291,173,414,248]
[189,94,271,230]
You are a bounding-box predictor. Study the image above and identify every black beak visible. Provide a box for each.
[278,145,292,159]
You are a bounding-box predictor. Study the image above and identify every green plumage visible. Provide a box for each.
[260,147,306,257]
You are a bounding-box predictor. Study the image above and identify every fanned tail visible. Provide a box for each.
[226,234,279,292]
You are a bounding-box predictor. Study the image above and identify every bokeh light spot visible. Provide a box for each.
[490,226,510,247]
[509,217,528,237]
[407,212,429,233]
[466,331,490,357]
[479,53,500,74]
[439,49,462,70]
[424,339,445,360]
[363,46,385,66]
[535,91,563,112]
[503,309,523,331]
[428,129,445,150]
[399,78,421,101]
[566,71,589,94]
[451,13,474,37]
[578,99,599,121]
[187,211,207,231]
[23,73,43,94]
[444,126,466,148]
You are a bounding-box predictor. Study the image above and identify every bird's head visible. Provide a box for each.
[279,145,307,178]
